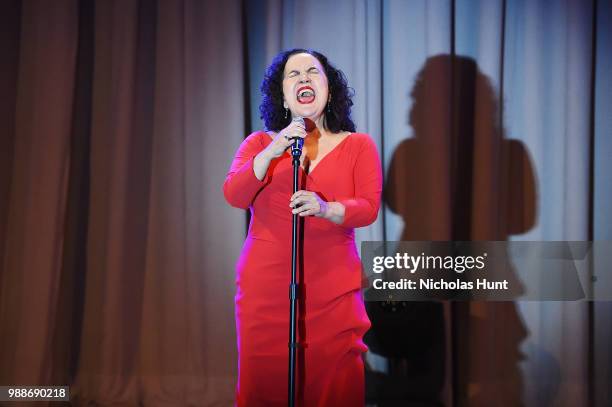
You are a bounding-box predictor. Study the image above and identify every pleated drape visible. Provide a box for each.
[1,0,245,405]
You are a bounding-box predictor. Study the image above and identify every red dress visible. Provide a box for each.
[223,131,382,407]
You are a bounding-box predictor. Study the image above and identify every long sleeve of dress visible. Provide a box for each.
[338,135,382,228]
[223,132,269,209]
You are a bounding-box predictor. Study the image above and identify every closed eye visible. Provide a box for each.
[286,67,320,78]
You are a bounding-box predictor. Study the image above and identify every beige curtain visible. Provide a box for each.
[0,0,78,386]
[1,0,245,405]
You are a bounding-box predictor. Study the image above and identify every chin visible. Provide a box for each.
[295,107,323,120]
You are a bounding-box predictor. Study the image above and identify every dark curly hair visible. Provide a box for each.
[259,48,356,133]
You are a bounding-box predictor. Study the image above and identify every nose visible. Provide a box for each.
[299,72,310,83]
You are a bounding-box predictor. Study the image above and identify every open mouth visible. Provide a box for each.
[296,86,315,104]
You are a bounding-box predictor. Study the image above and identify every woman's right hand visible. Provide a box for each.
[263,119,307,160]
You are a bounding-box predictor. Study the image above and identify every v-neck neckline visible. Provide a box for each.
[265,131,352,178]
[301,133,351,177]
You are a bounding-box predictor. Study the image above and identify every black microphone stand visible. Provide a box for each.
[288,137,302,407]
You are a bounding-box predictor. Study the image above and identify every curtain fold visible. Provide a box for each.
[73,0,149,403]
[0,0,78,386]
[70,0,245,405]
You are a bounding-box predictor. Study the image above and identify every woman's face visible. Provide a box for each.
[282,53,329,122]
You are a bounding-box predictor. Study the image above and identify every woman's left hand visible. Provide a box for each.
[290,190,329,217]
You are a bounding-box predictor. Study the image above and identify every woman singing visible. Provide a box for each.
[223,48,382,406]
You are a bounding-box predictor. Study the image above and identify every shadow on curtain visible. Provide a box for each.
[369,54,536,406]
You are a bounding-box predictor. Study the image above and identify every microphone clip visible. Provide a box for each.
[291,138,303,161]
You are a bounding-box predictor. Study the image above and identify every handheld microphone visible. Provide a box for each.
[291,116,305,159]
